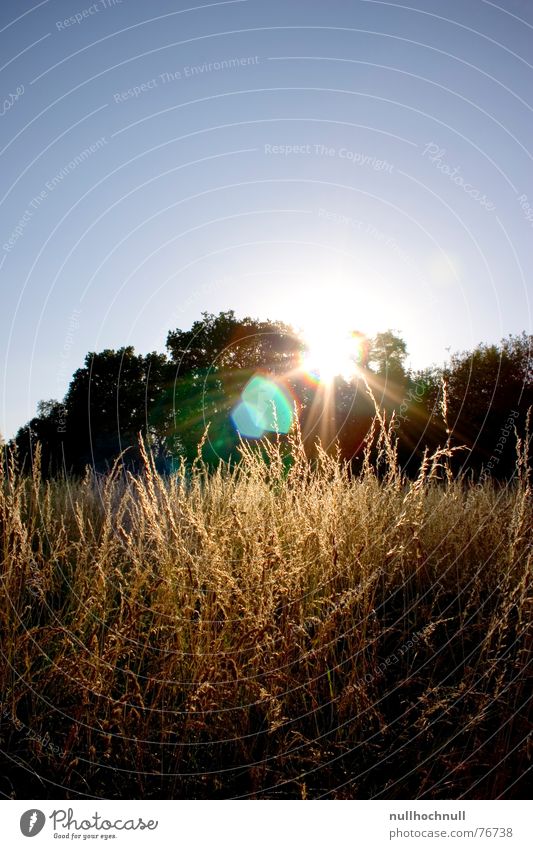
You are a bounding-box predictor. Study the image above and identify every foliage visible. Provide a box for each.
[10,313,533,479]
[368,329,408,379]
[162,311,301,465]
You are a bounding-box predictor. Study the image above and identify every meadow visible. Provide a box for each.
[0,419,531,799]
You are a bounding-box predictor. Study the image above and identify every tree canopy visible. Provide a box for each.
[9,313,532,480]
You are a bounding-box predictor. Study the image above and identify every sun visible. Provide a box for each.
[300,326,365,384]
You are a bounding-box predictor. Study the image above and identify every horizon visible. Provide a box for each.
[3,307,530,441]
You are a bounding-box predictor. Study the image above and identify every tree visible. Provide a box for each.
[164,311,302,463]
[61,347,170,472]
[443,334,532,476]
[9,315,532,481]
[166,310,299,373]
[10,348,171,475]
[13,400,67,475]
[393,334,532,478]
[368,330,408,380]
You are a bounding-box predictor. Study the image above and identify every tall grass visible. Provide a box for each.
[0,417,531,799]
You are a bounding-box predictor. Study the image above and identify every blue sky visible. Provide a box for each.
[1,0,532,439]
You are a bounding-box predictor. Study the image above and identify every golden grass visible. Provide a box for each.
[0,420,531,799]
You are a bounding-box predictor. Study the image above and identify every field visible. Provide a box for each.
[0,423,531,799]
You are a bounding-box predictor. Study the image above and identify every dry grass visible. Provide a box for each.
[0,419,531,799]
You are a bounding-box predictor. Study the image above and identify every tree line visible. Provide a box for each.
[9,311,533,479]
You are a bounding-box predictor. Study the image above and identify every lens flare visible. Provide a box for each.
[301,330,365,385]
[231,374,293,439]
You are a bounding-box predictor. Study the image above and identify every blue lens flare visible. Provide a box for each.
[231,375,293,438]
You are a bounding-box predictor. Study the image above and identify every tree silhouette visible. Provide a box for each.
[64,347,169,472]
[163,311,302,464]
[10,315,532,480]
[368,330,408,379]
[443,334,532,476]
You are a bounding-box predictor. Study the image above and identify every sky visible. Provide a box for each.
[1,0,532,440]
